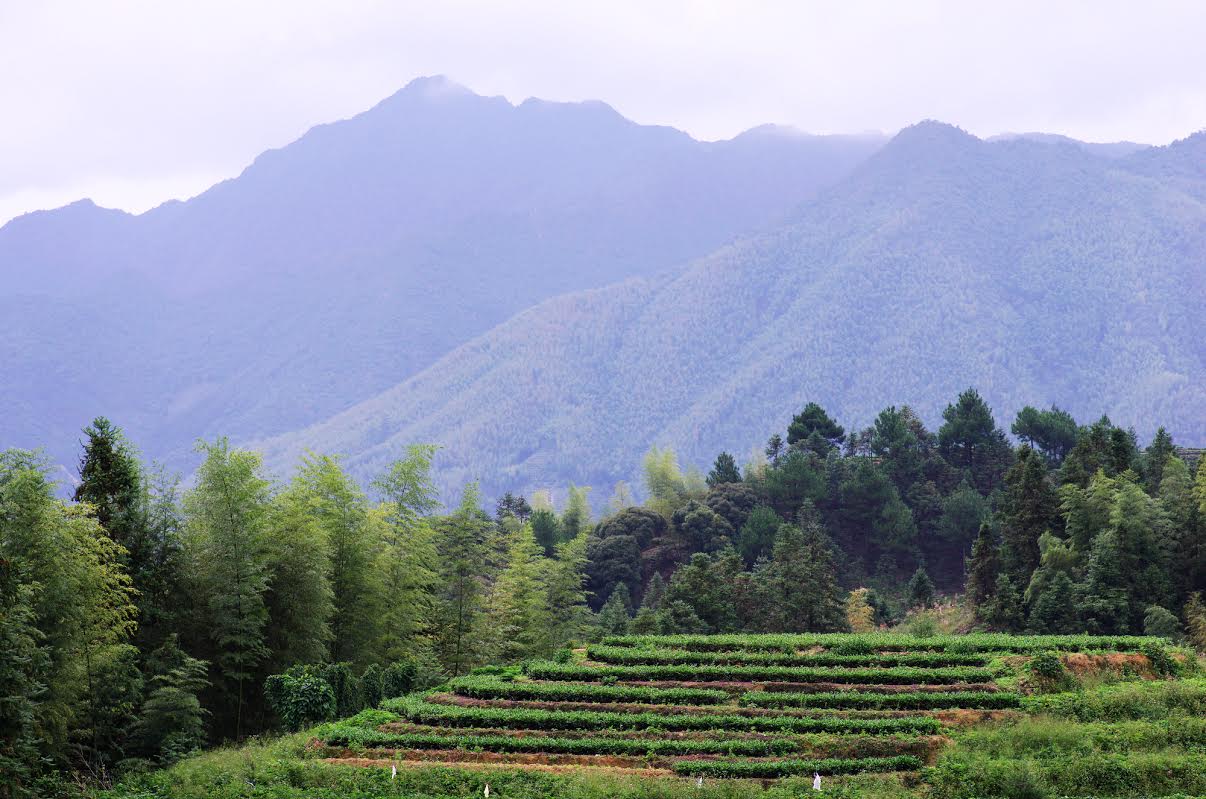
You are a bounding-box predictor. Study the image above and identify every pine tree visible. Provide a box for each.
[597,584,632,635]
[183,439,272,740]
[74,417,141,558]
[761,521,847,633]
[707,452,742,486]
[965,522,1000,612]
[983,574,1025,632]
[907,566,935,609]
[998,445,1059,585]
[936,388,1014,494]
[1184,593,1206,651]
[545,533,591,650]
[642,573,667,612]
[134,635,208,764]
[486,524,552,662]
[1028,572,1079,633]
[1143,428,1176,495]
[561,485,593,539]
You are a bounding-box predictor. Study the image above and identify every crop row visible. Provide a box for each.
[741,690,1021,710]
[527,661,996,685]
[382,697,943,735]
[323,729,803,757]
[447,676,730,706]
[671,755,923,778]
[602,633,1159,654]
[586,644,989,667]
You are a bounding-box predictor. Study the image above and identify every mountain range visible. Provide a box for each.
[3,77,1203,503]
[0,76,882,481]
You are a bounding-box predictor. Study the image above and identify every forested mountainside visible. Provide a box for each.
[0,76,882,475]
[258,121,1206,501]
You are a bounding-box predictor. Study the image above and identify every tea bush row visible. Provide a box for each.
[527,661,996,685]
[447,676,730,705]
[586,644,989,668]
[742,690,1021,710]
[671,755,923,778]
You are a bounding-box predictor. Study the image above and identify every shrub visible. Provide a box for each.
[743,690,1021,710]
[263,671,336,730]
[672,755,922,778]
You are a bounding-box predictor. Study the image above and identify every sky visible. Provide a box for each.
[3,0,1206,225]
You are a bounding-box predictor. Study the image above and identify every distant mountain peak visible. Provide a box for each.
[399,74,475,99]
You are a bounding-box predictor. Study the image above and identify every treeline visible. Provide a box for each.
[582,391,1205,645]
[3,389,1206,791]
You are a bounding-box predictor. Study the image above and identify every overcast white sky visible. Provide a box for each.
[3,0,1206,225]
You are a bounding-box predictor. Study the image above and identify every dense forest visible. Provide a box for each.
[3,388,1205,792]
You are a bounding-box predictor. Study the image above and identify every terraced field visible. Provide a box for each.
[312,633,1174,781]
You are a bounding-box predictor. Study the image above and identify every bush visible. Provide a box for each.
[743,690,1021,710]
[263,671,336,730]
[672,755,922,778]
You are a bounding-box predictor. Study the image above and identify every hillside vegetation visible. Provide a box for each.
[97,633,1206,799]
[256,123,1206,500]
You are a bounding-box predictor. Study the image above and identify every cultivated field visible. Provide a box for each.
[305,633,1202,788]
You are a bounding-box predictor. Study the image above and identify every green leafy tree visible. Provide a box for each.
[183,439,273,740]
[1143,605,1183,640]
[1158,458,1202,603]
[664,550,743,633]
[1142,427,1176,495]
[0,555,46,797]
[545,533,591,649]
[294,454,380,667]
[1027,571,1079,634]
[1,450,138,767]
[529,508,563,556]
[834,459,917,578]
[374,445,442,663]
[430,484,492,676]
[983,574,1025,632]
[706,452,742,486]
[560,485,593,539]
[584,533,642,612]
[642,446,693,518]
[263,479,334,670]
[74,417,141,559]
[671,500,734,553]
[704,482,759,532]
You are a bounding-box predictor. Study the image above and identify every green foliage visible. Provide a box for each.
[907,567,936,609]
[585,644,988,667]
[263,669,336,731]
[706,452,742,486]
[183,439,272,739]
[447,675,730,705]
[743,690,1021,710]
[527,661,995,684]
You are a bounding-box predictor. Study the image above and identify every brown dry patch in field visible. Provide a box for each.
[323,755,671,776]
[933,709,1022,726]
[1062,653,1151,677]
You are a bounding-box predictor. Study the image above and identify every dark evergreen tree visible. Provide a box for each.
[787,402,846,451]
[1027,572,1079,634]
[966,522,1000,612]
[584,534,641,612]
[906,566,935,609]
[596,584,632,635]
[936,388,1014,494]
[664,551,741,633]
[1011,406,1079,467]
[756,520,847,633]
[529,508,563,556]
[983,574,1025,632]
[736,506,783,566]
[706,452,742,486]
[997,445,1059,584]
[703,482,759,531]
[1142,427,1176,495]
[671,500,734,553]
[495,492,532,524]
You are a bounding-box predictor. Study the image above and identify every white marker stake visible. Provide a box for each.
[696,776,703,788]
[391,764,397,780]
[484,783,491,798]
[813,771,822,791]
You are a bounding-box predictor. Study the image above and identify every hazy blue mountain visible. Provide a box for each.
[255,122,1206,502]
[0,76,884,475]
